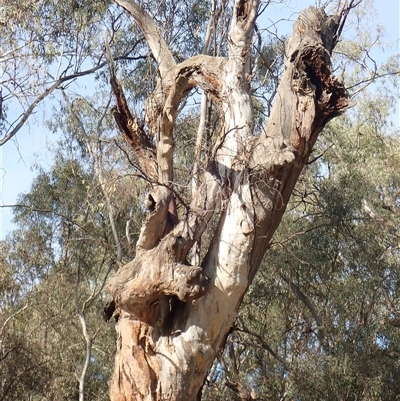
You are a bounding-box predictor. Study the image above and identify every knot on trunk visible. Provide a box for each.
[105,232,209,317]
[161,263,208,302]
[291,45,350,119]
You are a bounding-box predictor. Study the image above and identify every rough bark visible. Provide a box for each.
[105,1,352,400]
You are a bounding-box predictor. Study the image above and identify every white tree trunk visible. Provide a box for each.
[104,1,352,400]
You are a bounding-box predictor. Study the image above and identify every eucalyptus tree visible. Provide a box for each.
[2,0,399,400]
[100,0,355,399]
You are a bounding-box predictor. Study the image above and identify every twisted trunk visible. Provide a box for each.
[105,1,352,400]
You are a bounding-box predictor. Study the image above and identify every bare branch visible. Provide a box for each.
[0,52,144,146]
[0,204,113,252]
[76,308,92,401]
[280,274,325,345]
[104,34,158,182]
[114,0,176,79]
[0,304,28,342]
[235,323,289,369]
[333,0,363,49]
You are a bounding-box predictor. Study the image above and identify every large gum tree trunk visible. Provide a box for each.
[104,1,352,400]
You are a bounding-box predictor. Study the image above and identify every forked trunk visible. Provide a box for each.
[105,1,352,400]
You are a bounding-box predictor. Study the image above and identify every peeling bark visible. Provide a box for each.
[248,7,350,280]
[106,2,352,400]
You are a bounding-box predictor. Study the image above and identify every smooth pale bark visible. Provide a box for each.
[105,1,352,400]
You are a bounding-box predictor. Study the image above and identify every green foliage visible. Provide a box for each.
[0,90,146,399]
[0,158,115,399]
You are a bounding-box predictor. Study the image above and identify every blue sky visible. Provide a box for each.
[0,0,399,239]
